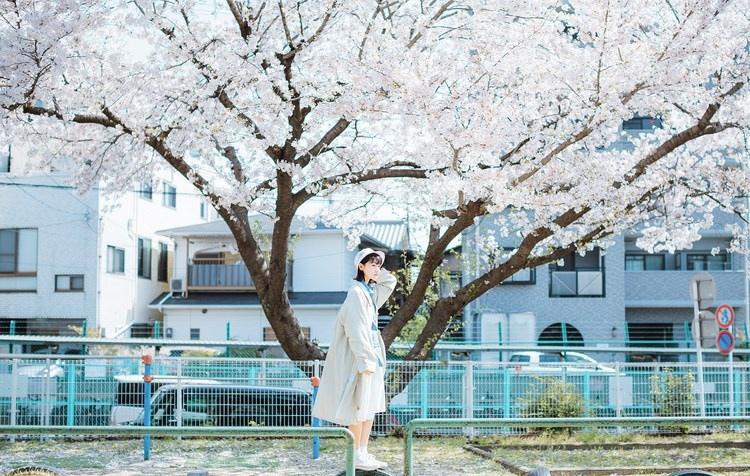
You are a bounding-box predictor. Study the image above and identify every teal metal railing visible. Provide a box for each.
[0,425,356,475]
[403,416,750,476]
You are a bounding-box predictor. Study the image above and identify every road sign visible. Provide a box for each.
[714,304,735,329]
[716,330,735,355]
[692,310,718,348]
[690,272,715,309]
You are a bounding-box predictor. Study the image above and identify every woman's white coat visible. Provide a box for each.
[312,268,397,425]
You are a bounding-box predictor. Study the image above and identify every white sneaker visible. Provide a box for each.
[365,452,388,469]
[355,451,379,471]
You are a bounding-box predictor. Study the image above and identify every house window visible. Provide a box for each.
[625,254,665,271]
[200,200,208,219]
[0,228,38,274]
[538,322,584,346]
[687,252,728,271]
[157,242,168,282]
[0,229,18,273]
[190,328,200,340]
[501,268,536,284]
[55,274,84,292]
[140,182,153,200]
[0,145,10,173]
[263,326,310,341]
[138,238,152,279]
[622,116,662,130]
[162,183,176,208]
[549,249,604,297]
[107,245,125,274]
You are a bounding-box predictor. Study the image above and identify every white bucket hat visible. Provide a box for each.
[354,248,385,272]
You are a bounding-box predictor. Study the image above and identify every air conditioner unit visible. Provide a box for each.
[170,278,186,297]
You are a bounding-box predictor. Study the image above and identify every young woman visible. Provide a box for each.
[312,248,397,471]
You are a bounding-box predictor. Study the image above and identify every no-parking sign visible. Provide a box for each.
[717,330,735,355]
[714,304,735,329]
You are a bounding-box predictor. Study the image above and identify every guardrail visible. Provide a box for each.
[403,416,750,476]
[2,336,748,354]
[0,425,356,476]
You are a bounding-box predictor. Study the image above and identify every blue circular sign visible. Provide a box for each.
[715,304,735,328]
[716,330,735,355]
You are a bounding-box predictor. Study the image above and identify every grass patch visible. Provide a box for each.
[491,446,750,468]
[473,429,749,447]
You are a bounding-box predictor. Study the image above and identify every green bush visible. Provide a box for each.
[649,367,695,433]
[519,378,585,434]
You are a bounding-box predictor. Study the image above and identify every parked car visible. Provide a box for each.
[509,351,617,374]
[110,374,222,425]
[125,383,311,427]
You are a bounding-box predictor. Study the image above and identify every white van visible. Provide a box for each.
[109,375,220,425]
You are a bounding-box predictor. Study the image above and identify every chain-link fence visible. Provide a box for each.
[1,356,749,435]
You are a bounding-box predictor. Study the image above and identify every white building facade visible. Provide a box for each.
[0,150,216,347]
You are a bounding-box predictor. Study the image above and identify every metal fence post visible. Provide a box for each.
[66,362,76,426]
[176,358,183,440]
[311,360,321,460]
[614,362,622,418]
[583,373,591,414]
[729,355,735,417]
[142,353,153,460]
[420,369,429,419]
[42,358,51,430]
[463,361,474,438]
[10,358,17,443]
[502,366,511,419]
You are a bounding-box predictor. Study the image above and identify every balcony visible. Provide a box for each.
[187,259,293,291]
[549,267,605,297]
[188,262,253,290]
[625,270,745,307]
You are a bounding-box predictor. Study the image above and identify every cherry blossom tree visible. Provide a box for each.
[1,0,749,361]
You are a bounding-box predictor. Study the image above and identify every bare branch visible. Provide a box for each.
[284,0,339,59]
[406,0,455,49]
[278,1,295,50]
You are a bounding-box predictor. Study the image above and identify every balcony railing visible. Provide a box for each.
[188,262,254,290]
[549,267,605,297]
[187,260,293,290]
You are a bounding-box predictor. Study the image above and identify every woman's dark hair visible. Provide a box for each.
[354,253,383,282]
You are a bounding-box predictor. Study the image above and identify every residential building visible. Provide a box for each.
[460,121,748,362]
[0,149,216,351]
[149,219,414,351]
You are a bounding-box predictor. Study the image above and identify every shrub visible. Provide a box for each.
[519,377,585,434]
[649,367,695,433]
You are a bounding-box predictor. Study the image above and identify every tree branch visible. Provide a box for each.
[406,0,455,49]
[292,163,447,207]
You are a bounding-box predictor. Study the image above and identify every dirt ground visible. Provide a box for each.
[3,432,750,475]
[0,436,508,476]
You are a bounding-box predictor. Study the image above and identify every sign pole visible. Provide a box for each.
[692,281,706,417]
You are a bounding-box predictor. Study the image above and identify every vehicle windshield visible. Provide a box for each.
[509,355,530,363]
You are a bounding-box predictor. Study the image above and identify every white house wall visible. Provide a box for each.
[291,231,354,292]
[163,307,339,344]
[0,175,99,325]
[97,169,211,337]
